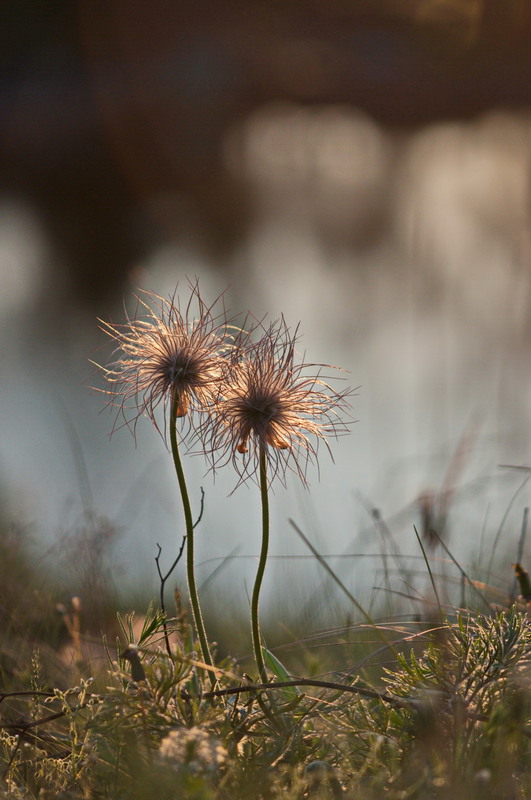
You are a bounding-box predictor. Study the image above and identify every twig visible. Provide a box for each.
[192,487,206,531]
[1,709,71,732]
[198,678,531,738]
[155,538,186,656]
[1,707,81,779]
[3,676,531,755]
[0,690,55,705]
[199,677,404,706]
[155,487,205,656]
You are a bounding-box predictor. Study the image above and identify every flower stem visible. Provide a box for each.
[251,444,270,682]
[169,391,215,685]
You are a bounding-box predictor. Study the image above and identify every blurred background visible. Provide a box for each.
[1,1,531,634]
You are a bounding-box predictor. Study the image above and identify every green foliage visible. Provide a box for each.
[337,609,531,798]
[2,601,531,799]
[2,515,531,798]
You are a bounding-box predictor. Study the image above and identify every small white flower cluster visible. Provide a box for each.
[159,726,228,775]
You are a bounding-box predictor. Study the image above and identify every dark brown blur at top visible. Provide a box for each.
[1,1,531,308]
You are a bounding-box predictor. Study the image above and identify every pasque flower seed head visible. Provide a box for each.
[205,316,351,487]
[94,279,230,439]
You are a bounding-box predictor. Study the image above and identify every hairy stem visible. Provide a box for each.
[169,391,214,684]
[251,444,270,682]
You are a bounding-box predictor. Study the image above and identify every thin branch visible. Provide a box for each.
[154,487,206,657]
[1,709,70,732]
[3,677,531,746]
[197,679,531,738]
[193,487,206,530]
[0,690,55,705]
[199,677,403,706]
[155,536,187,656]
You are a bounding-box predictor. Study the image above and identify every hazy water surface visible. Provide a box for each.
[1,108,530,617]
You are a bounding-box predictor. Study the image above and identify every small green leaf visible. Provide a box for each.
[262,647,300,700]
[138,600,166,644]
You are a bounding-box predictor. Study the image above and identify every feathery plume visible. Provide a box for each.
[206,316,351,488]
[94,279,229,439]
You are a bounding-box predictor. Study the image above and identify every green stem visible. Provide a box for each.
[169,391,215,685]
[251,444,270,682]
